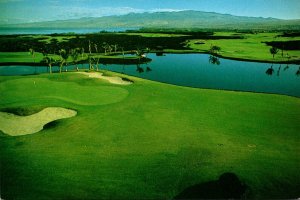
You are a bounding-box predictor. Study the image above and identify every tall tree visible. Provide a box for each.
[29,48,37,74]
[88,40,94,70]
[29,48,36,63]
[270,47,279,59]
[81,47,85,69]
[113,44,118,53]
[209,45,221,55]
[43,55,55,74]
[59,49,69,73]
[71,48,80,71]
[94,44,100,71]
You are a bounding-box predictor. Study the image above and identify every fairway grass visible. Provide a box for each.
[188,32,300,63]
[0,72,299,199]
[0,107,77,136]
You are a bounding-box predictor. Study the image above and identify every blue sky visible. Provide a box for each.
[0,0,300,24]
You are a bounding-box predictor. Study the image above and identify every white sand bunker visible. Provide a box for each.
[77,72,132,85]
[0,107,77,136]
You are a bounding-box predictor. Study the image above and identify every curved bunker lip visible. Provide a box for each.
[76,72,133,85]
[0,107,77,136]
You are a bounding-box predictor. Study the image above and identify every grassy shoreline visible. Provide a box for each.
[1,50,299,66]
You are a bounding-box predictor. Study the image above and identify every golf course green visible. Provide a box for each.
[0,71,299,199]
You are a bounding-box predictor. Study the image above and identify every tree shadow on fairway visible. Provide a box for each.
[174,172,247,199]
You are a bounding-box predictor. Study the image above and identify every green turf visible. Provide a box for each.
[20,35,86,44]
[0,72,299,199]
[188,32,300,63]
[0,52,146,65]
[0,52,45,63]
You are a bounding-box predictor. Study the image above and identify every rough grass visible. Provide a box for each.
[0,72,299,199]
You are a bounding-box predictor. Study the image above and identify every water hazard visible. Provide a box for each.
[0,53,299,97]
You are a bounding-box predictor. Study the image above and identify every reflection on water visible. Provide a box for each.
[146,66,152,72]
[135,64,152,73]
[136,64,144,73]
[296,67,300,76]
[277,64,281,76]
[266,65,275,75]
[0,53,299,97]
[209,55,221,65]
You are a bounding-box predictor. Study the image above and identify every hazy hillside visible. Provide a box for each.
[2,10,300,30]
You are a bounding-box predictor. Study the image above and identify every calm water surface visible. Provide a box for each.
[0,53,299,97]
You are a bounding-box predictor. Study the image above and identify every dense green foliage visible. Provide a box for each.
[0,32,244,54]
[0,72,299,199]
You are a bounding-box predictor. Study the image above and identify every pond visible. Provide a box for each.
[0,53,299,97]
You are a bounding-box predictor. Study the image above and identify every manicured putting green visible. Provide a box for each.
[0,77,129,106]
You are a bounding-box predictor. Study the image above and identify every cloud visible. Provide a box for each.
[50,6,145,19]
[150,8,186,12]
[48,6,185,20]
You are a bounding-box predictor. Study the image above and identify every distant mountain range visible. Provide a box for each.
[2,10,300,30]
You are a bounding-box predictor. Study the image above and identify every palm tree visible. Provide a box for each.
[209,45,221,55]
[113,44,118,53]
[120,46,125,59]
[29,48,36,73]
[71,48,80,71]
[42,52,55,74]
[29,48,36,63]
[102,42,108,55]
[88,40,94,70]
[81,47,85,69]
[93,44,100,71]
[270,47,279,59]
[59,49,69,73]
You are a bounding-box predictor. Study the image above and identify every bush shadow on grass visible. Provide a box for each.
[0,106,45,116]
[43,120,60,130]
[174,172,247,199]
[121,77,134,83]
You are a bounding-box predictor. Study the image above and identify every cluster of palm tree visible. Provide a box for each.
[30,40,152,75]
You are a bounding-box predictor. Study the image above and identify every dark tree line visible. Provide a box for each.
[0,32,244,53]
